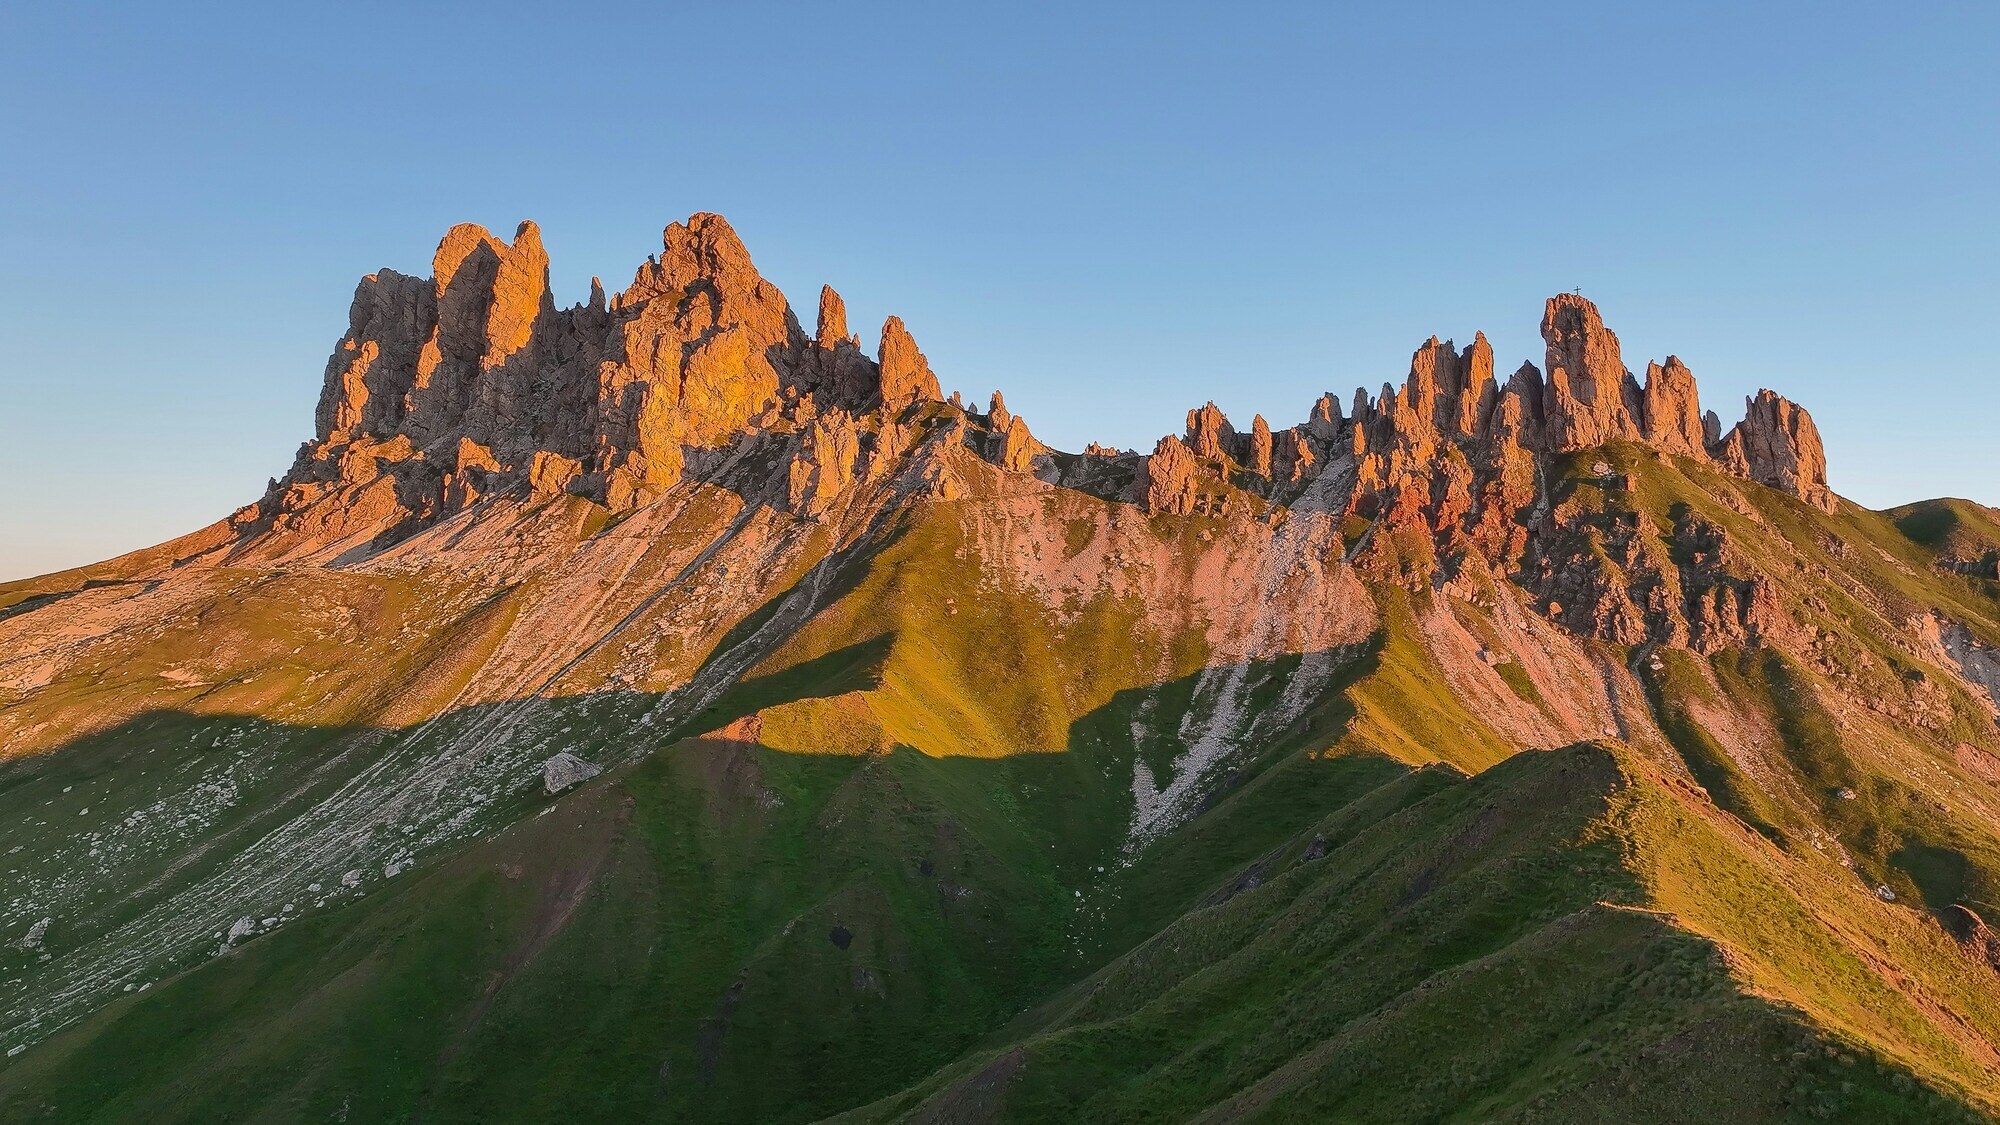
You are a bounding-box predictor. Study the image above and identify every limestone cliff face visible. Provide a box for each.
[1122,292,1843,650]
[1641,357,1706,457]
[265,217,1843,649]
[1541,293,1643,451]
[264,213,948,548]
[1137,294,1835,523]
[1712,389,1835,512]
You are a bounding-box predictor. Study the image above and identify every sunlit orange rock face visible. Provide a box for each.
[1541,292,1643,451]
[1712,388,1835,512]
[260,213,1838,576]
[877,316,942,410]
[283,212,946,546]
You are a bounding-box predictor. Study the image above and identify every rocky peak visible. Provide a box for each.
[1405,336,1456,421]
[633,212,764,304]
[813,285,876,405]
[1640,355,1705,457]
[1540,294,1641,451]
[1713,390,1836,511]
[988,391,1012,434]
[1144,435,1201,515]
[1248,414,1273,477]
[1452,332,1496,437]
[1308,392,1342,440]
[1186,402,1235,461]
[280,212,896,547]
[877,317,942,409]
[815,284,850,350]
[999,415,1038,472]
[279,220,1850,574]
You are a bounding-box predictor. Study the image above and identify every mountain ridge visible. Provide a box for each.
[4,213,2000,1122]
[218,212,1831,569]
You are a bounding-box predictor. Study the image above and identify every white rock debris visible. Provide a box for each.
[543,752,603,794]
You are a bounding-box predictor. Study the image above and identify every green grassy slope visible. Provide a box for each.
[6,612,1996,1122]
[0,706,1408,1122]
[846,745,1989,1124]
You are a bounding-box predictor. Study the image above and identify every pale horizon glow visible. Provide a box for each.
[3,3,1996,580]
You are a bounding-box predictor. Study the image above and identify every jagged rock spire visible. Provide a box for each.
[1713,390,1835,511]
[1541,294,1642,451]
[999,415,1037,472]
[1186,402,1234,461]
[1453,332,1496,437]
[878,317,941,409]
[1145,435,1200,514]
[1248,414,1273,477]
[1129,291,1837,543]
[988,391,1012,433]
[816,285,849,350]
[1641,356,1705,457]
[290,215,1844,557]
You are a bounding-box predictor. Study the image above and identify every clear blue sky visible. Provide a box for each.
[3,2,1994,580]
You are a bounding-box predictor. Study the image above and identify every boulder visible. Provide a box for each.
[543,752,603,794]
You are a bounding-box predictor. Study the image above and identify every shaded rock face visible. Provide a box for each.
[1520,502,1787,653]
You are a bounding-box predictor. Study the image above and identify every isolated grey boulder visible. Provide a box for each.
[543,752,602,794]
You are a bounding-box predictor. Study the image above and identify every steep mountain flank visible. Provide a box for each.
[2,214,1997,1122]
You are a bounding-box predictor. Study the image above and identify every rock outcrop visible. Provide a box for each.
[1104,292,1842,651]
[266,216,1845,638]
[1641,357,1706,457]
[1247,415,1273,478]
[878,317,941,410]
[1712,390,1835,512]
[1186,402,1235,462]
[815,285,876,404]
[542,752,602,794]
[789,411,862,517]
[1145,435,1201,515]
[999,416,1038,473]
[1541,293,1643,451]
[987,391,1012,435]
[262,213,981,551]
